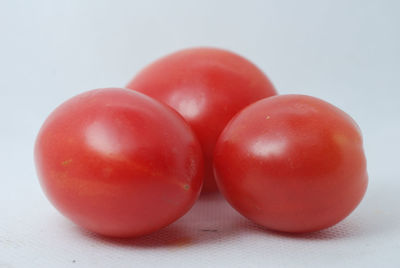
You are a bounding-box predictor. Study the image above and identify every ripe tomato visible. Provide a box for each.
[214,95,368,233]
[34,88,203,237]
[127,47,277,193]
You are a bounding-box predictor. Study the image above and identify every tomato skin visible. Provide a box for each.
[214,95,368,233]
[34,88,203,237]
[127,48,277,193]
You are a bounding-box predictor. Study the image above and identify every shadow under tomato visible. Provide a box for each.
[244,220,365,241]
[77,224,195,248]
[75,193,246,248]
[242,181,400,241]
[72,182,395,247]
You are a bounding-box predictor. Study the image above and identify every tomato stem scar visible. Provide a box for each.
[62,159,72,166]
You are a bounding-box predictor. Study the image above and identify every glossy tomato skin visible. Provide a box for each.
[35,88,203,237]
[214,95,368,233]
[127,48,277,193]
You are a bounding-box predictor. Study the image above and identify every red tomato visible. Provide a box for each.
[34,88,203,237]
[214,95,368,233]
[127,48,277,193]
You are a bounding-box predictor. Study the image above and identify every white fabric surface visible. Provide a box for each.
[1,0,399,267]
[1,182,399,268]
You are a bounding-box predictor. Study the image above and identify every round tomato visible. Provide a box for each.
[214,94,368,233]
[127,47,277,193]
[34,88,203,237]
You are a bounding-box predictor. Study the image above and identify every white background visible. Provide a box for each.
[1,0,399,267]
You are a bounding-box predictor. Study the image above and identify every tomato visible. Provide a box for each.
[214,95,368,233]
[126,47,277,193]
[34,88,203,237]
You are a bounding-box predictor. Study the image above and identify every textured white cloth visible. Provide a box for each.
[0,180,398,267]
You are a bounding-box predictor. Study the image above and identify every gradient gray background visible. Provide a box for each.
[1,0,399,267]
